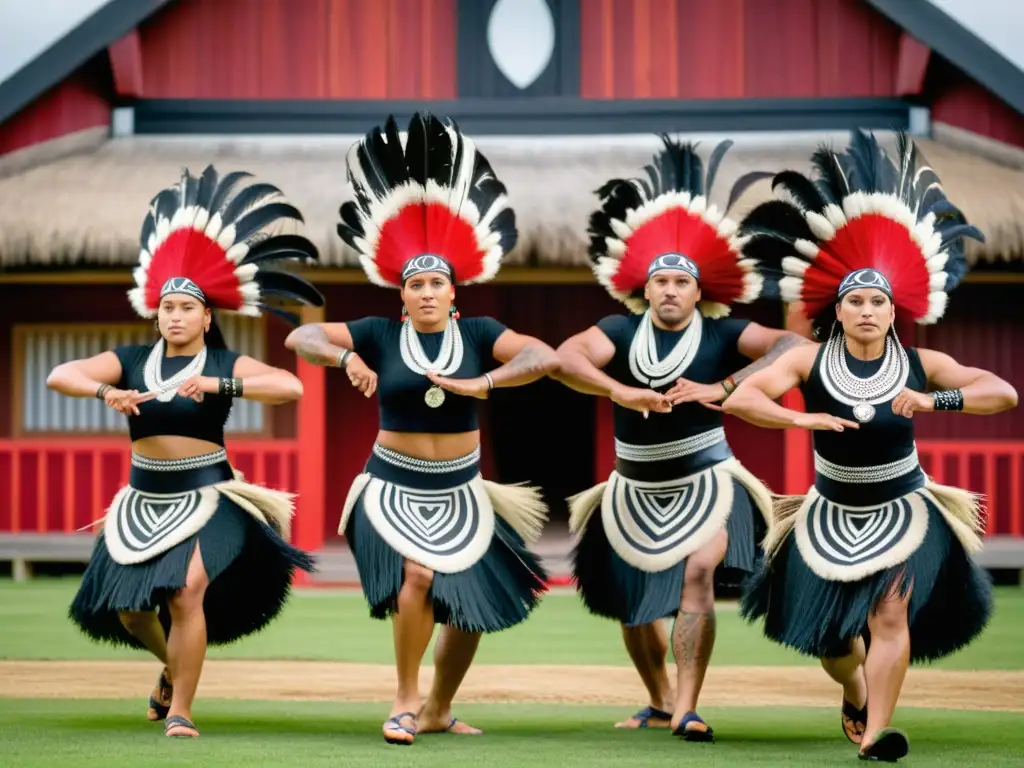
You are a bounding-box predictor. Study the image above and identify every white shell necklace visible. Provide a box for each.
[819,331,909,423]
[400,318,464,408]
[143,338,208,402]
[628,309,703,388]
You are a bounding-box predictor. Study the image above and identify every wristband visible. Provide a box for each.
[338,349,352,369]
[218,377,243,398]
[96,384,113,400]
[484,372,494,391]
[931,389,964,411]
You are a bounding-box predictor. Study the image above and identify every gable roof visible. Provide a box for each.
[2,0,1024,130]
[0,0,174,126]
[865,0,1024,116]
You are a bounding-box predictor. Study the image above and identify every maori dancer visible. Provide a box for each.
[724,130,1017,762]
[285,112,558,745]
[47,167,324,738]
[555,136,806,740]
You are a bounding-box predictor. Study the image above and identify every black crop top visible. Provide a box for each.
[596,314,751,444]
[801,343,927,468]
[346,316,507,434]
[113,343,241,445]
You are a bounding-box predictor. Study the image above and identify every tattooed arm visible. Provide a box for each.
[729,324,813,390]
[487,330,561,387]
[284,323,353,367]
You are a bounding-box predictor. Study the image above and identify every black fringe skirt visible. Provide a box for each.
[740,501,993,663]
[573,477,761,627]
[343,445,548,633]
[70,453,315,649]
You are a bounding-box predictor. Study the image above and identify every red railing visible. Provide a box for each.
[1,437,1023,539]
[0,438,300,534]
[917,440,1024,537]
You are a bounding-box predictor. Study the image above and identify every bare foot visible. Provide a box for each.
[614,705,673,729]
[417,706,483,735]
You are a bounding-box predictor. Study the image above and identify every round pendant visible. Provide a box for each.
[424,385,446,408]
[852,402,876,423]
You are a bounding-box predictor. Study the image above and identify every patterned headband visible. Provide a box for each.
[159,277,207,304]
[401,254,453,283]
[647,253,700,280]
[837,268,893,300]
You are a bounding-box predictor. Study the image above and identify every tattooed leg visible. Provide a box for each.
[671,529,727,729]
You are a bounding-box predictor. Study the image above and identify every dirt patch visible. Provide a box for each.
[1,661,1022,712]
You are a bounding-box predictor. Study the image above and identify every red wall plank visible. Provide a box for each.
[0,68,109,156]
[581,0,901,99]
[140,0,456,99]
[928,57,1024,147]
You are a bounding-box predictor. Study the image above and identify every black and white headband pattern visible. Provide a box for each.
[647,253,700,280]
[837,268,893,300]
[401,254,452,283]
[159,277,206,304]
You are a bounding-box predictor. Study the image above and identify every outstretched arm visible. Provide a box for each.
[730,325,813,390]
[46,351,154,416]
[917,349,1018,415]
[665,324,811,408]
[487,330,560,388]
[46,351,122,398]
[284,323,353,368]
[553,326,624,397]
[723,344,845,430]
[425,329,560,397]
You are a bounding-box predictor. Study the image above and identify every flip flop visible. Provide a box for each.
[616,705,673,729]
[858,728,910,762]
[383,712,417,745]
[673,711,714,743]
[147,668,173,722]
[842,698,868,744]
[164,714,199,739]
[445,717,483,735]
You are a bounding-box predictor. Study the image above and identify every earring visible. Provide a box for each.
[449,304,460,320]
[401,306,409,320]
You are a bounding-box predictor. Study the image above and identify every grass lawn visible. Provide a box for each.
[1,579,1023,669]
[0,700,1022,767]
[1,579,1022,767]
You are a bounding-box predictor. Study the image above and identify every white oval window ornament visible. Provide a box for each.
[486,0,556,90]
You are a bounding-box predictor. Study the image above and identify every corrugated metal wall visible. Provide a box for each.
[21,315,265,434]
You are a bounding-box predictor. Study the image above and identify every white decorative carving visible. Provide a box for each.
[486,0,556,90]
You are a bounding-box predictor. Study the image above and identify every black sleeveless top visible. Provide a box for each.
[801,341,928,504]
[346,316,507,433]
[596,314,751,445]
[113,343,241,445]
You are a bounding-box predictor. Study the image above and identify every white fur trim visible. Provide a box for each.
[215,223,237,250]
[924,291,948,324]
[204,212,223,242]
[782,256,810,277]
[606,237,627,256]
[610,217,633,240]
[795,238,820,258]
[698,300,730,318]
[225,242,249,264]
[779,276,803,303]
[805,210,837,240]
[822,203,847,230]
[928,271,947,291]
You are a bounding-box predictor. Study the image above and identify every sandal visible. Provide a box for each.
[383,712,417,745]
[147,667,173,722]
[842,698,868,744]
[615,705,673,729]
[443,717,483,735]
[673,711,714,743]
[858,728,910,762]
[164,715,199,739]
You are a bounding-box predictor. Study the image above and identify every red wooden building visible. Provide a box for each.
[1,0,1023,576]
